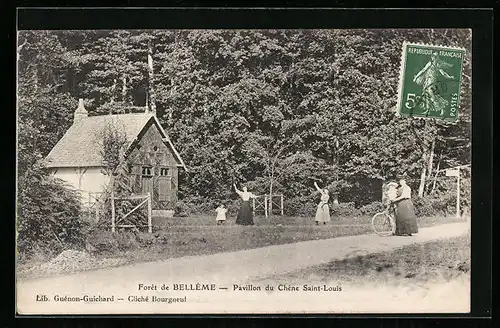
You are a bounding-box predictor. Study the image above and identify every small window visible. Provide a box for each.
[159,168,169,176]
[142,166,153,176]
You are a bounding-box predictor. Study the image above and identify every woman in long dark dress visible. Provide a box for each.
[393,179,419,236]
[233,184,257,225]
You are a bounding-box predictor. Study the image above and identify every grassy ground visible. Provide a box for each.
[152,214,463,228]
[116,222,372,263]
[121,214,463,263]
[257,232,471,287]
[17,214,466,280]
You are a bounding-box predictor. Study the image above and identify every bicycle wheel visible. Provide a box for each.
[372,212,394,237]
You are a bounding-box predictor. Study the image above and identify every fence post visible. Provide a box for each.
[95,199,99,223]
[111,192,116,233]
[280,194,284,215]
[252,198,255,216]
[264,196,268,218]
[147,192,152,233]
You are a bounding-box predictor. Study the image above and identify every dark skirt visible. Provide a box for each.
[236,201,254,225]
[395,199,419,235]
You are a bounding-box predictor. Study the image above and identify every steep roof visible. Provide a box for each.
[44,113,187,170]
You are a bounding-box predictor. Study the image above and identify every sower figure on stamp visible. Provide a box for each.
[314,181,331,225]
[233,184,257,225]
[393,179,419,236]
[413,51,455,116]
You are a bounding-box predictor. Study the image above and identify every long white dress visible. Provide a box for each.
[315,192,331,223]
[387,188,398,202]
[215,207,227,221]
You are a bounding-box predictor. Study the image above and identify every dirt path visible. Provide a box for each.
[16,222,469,314]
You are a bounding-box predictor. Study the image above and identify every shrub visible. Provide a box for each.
[136,232,156,246]
[86,229,119,254]
[174,200,190,217]
[154,231,170,244]
[358,201,385,215]
[114,231,139,250]
[412,194,457,217]
[283,195,317,216]
[176,197,219,215]
[330,202,360,217]
[176,197,241,216]
[225,199,241,216]
[17,164,86,258]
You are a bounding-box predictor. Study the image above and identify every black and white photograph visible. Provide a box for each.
[16,24,474,314]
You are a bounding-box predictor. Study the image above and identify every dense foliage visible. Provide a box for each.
[17,29,472,242]
[17,82,86,257]
[17,160,85,258]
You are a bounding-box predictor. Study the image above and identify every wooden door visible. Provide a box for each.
[141,176,153,195]
[141,166,154,195]
[157,177,171,201]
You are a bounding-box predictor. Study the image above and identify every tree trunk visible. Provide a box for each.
[110,175,116,232]
[147,41,156,114]
[417,119,434,198]
[417,151,427,198]
[430,151,442,195]
[110,78,117,108]
[166,79,176,123]
[33,67,38,92]
[268,171,274,216]
[333,140,340,204]
[424,138,436,195]
[122,74,127,103]
[427,138,435,175]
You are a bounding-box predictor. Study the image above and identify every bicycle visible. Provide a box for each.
[372,205,396,237]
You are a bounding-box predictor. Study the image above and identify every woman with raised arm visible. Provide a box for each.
[393,179,419,236]
[233,184,257,225]
[314,181,331,225]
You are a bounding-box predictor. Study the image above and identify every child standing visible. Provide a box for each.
[215,204,227,225]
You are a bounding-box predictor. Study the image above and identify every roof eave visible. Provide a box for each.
[44,164,105,169]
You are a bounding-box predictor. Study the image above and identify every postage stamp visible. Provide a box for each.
[396,42,466,121]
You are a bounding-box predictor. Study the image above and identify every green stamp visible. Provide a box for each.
[397,42,466,121]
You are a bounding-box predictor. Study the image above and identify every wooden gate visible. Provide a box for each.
[111,192,152,233]
[252,194,284,218]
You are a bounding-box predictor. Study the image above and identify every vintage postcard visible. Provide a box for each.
[16,27,472,314]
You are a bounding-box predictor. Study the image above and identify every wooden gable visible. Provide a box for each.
[127,119,178,169]
[125,118,179,207]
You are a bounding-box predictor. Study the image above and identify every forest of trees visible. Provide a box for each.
[17,29,471,219]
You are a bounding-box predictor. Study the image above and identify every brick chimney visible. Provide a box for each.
[74,98,88,124]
